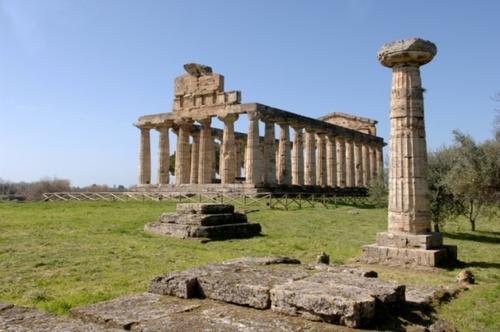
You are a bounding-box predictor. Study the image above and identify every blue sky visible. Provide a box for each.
[1,0,499,187]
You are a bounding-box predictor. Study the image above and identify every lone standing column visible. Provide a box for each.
[219,114,239,184]
[315,133,327,187]
[362,38,456,267]
[175,119,193,185]
[157,126,170,185]
[336,136,346,187]
[138,127,151,185]
[345,138,355,187]
[354,141,364,187]
[190,131,200,184]
[277,123,292,185]
[291,126,304,186]
[326,136,337,187]
[304,129,316,186]
[245,112,262,185]
[198,117,213,184]
[263,121,277,185]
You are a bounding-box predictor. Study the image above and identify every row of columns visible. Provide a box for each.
[137,113,384,187]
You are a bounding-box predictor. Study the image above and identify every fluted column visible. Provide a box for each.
[245,112,262,184]
[376,145,383,181]
[291,127,304,185]
[263,121,277,185]
[326,136,337,187]
[354,141,363,187]
[379,39,435,234]
[362,143,371,187]
[369,144,377,181]
[138,127,151,185]
[345,138,355,187]
[175,119,193,185]
[219,114,239,184]
[198,117,213,184]
[157,126,170,185]
[190,131,200,184]
[277,123,292,185]
[304,129,316,186]
[336,136,346,187]
[315,133,327,187]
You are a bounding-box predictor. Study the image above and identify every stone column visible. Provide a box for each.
[245,112,262,185]
[354,141,363,187]
[361,38,456,267]
[277,123,292,185]
[291,126,304,186]
[345,138,355,187]
[304,129,316,186]
[336,136,346,187]
[376,144,384,181]
[369,144,377,181]
[198,117,213,184]
[138,127,151,185]
[219,114,239,184]
[326,136,337,187]
[175,119,193,185]
[362,142,371,187]
[315,133,327,187]
[263,121,277,185]
[157,126,170,185]
[190,131,200,184]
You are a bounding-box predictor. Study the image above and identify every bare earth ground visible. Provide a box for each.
[0,201,498,331]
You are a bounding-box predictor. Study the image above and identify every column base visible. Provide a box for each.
[361,232,457,267]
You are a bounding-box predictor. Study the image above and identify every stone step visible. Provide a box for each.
[175,203,234,215]
[145,222,261,240]
[160,212,247,226]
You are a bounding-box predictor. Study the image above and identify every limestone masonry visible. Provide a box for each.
[133,63,385,193]
[361,38,457,267]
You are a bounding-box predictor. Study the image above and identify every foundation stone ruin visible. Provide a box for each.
[144,203,261,241]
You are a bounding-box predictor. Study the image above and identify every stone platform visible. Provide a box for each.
[361,232,457,267]
[149,256,405,328]
[144,203,262,241]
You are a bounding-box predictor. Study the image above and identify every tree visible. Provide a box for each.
[443,130,499,231]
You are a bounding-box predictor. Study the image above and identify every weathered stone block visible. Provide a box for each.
[160,212,247,226]
[361,244,453,267]
[376,231,443,249]
[176,203,234,215]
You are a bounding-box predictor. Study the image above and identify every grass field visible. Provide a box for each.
[0,201,499,331]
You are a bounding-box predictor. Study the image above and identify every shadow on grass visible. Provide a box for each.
[457,260,500,269]
[442,232,500,244]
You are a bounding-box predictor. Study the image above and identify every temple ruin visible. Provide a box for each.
[133,63,385,194]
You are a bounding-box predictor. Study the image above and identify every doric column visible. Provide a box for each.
[277,123,292,185]
[304,129,316,186]
[362,142,371,187]
[138,127,151,185]
[219,114,239,184]
[157,126,170,185]
[326,136,337,187]
[369,144,377,181]
[245,112,262,185]
[336,136,346,187]
[354,141,363,187]
[345,138,355,187]
[315,133,327,187]
[263,121,277,185]
[376,144,383,181]
[379,38,435,234]
[190,131,200,184]
[291,126,304,186]
[197,117,213,184]
[174,119,193,185]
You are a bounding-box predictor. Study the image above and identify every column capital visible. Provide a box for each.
[174,118,193,128]
[378,38,436,68]
[247,111,260,121]
[218,113,239,124]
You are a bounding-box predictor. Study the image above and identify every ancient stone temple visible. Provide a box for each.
[362,38,457,267]
[133,63,385,194]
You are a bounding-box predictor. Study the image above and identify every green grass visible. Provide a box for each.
[0,201,499,331]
